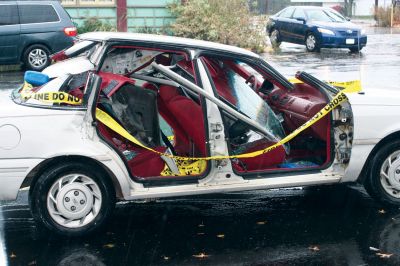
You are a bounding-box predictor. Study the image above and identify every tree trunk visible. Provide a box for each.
[348,0,354,17]
[374,0,379,20]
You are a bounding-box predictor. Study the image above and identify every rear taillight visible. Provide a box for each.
[64,27,77,37]
[51,50,68,62]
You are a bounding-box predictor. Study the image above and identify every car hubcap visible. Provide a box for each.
[380,151,400,198]
[28,49,48,68]
[47,174,102,228]
[306,35,316,50]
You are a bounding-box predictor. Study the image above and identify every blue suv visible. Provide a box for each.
[0,0,76,71]
[266,6,367,52]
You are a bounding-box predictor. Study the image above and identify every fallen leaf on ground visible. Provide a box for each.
[376,252,393,259]
[9,252,16,259]
[256,221,267,225]
[197,232,205,235]
[163,256,170,260]
[217,234,225,238]
[198,224,205,227]
[28,261,36,266]
[379,209,386,214]
[103,243,115,249]
[308,246,320,251]
[193,253,210,259]
[369,247,380,252]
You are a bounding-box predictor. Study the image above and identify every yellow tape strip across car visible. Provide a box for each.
[20,79,352,175]
[288,78,362,93]
[20,82,83,105]
[95,91,348,160]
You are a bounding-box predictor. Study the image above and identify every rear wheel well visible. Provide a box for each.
[358,131,400,184]
[21,156,123,199]
[20,43,52,61]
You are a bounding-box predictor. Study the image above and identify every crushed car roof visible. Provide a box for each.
[79,32,259,58]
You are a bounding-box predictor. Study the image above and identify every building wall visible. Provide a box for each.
[61,0,176,32]
[126,0,175,32]
[64,7,117,27]
[353,0,374,16]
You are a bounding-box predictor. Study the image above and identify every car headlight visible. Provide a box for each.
[361,29,366,35]
[317,28,335,36]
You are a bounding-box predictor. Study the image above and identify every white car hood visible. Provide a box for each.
[43,57,95,78]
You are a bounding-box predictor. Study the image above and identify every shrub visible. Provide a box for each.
[375,6,400,27]
[77,17,116,34]
[168,0,266,52]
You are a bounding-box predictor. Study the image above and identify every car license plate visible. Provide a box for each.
[346,39,355,45]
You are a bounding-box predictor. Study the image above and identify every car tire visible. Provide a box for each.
[364,140,400,207]
[305,33,320,52]
[349,47,363,53]
[270,29,282,48]
[30,162,116,237]
[23,44,51,71]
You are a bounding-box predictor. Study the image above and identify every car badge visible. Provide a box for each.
[346,30,353,34]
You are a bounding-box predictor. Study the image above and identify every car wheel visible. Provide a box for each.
[30,162,115,236]
[349,47,362,53]
[305,33,320,52]
[365,141,400,207]
[270,29,282,48]
[23,44,51,71]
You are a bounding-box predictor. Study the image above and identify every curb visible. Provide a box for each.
[0,64,22,72]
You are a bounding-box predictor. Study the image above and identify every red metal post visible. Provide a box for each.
[116,0,127,32]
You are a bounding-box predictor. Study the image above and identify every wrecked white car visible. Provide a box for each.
[0,32,399,236]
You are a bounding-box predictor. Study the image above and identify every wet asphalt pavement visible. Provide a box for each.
[1,28,400,266]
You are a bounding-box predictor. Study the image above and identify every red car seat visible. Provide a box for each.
[158,85,207,156]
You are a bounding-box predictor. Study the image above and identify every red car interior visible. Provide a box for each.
[158,85,207,156]
[80,49,332,179]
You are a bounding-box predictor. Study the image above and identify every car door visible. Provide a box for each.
[290,8,308,44]
[0,2,20,63]
[276,7,295,42]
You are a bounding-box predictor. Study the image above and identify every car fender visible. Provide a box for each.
[0,111,134,200]
[343,91,400,182]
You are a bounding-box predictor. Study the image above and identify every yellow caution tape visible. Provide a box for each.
[20,83,82,105]
[160,160,207,176]
[288,78,362,93]
[20,80,350,175]
[95,90,348,160]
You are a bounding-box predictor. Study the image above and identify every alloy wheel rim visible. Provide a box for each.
[28,49,48,68]
[306,35,316,50]
[380,150,400,198]
[47,174,102,228]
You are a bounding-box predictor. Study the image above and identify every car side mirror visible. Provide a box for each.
[295,17,306,24]
[346,17,351,21]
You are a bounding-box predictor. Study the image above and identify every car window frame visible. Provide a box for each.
[292,8,307,21]
[0,3,19,26]
[279,7,295,19]
[17,3,61,25]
